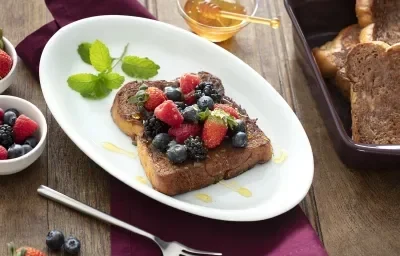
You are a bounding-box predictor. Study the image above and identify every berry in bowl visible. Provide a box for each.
[0,29,17,94]
[0,95,47,175]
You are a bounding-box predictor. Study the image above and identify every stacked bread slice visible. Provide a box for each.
[312,0,400,144]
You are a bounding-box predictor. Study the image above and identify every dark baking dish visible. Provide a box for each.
[284,0,400,170]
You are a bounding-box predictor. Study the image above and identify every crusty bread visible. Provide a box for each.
[357,0,400,45]
[312,24,361,100]
[345,41,400,144]
[111,72,273,196]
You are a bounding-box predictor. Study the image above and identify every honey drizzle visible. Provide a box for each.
[136,176,149,184]
[102,142,136,158]
[195,193,213,203]
[219,181,252,197]
[272,148,288,164]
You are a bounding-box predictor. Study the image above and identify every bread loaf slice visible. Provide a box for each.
[345,41,400,144]
[312,24,361,100]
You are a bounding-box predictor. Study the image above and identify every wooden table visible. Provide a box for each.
[1,1,399,255]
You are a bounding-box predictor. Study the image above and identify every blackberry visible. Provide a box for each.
[194,82,222,103]
[143,114,169,139]
[184,136,207,161]
[174,102,187,112]
[0,124,13,148]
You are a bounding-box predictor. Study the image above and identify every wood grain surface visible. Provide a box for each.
[0,0,399,255]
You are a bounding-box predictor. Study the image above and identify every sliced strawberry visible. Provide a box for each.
[214,104,240,119]
[154,100,184,127]
[180,73,201,95]
[13,114,39,143]
[0,145,7,160]
[168,123,201,143]
[0,49,12,79]
[144,87,167,111]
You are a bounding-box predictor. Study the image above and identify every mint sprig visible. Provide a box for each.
[68,39,161,100]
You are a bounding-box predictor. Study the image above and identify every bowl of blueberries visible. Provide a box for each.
[0,95,47,175]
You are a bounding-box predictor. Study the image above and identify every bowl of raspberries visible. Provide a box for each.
[0,95,47,175]
[0,29,17,94]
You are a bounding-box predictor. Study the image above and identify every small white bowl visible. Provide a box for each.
[0,37,18,94]
[0,95,47,175]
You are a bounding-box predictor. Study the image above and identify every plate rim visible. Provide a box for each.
[39,15,314,222]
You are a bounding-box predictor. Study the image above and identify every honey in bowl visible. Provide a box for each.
[180,0,255,42]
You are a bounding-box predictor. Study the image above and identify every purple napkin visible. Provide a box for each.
[16,1,328,255]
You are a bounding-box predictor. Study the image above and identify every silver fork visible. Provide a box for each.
[37,185,222,256]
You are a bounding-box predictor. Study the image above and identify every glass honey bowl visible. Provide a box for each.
[177,0,259,43]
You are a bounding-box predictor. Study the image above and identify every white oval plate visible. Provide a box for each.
[39,15,313,222]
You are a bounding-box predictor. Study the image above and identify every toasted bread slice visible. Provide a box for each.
[111,72,273,196]
[357,0,400,45]
[345,41,400,144]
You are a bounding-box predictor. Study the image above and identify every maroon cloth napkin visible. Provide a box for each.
[15,1,327,255]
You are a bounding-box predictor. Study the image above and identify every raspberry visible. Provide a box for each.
[0,108,4,121]
[0,145,7,160]
[214,104,239,119]
[180,73,201,95]
[168,123,201,144]
[13,115,39,143]
[154,100,184,127]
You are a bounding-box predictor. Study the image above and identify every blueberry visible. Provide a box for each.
[164,86,183,101]
[46,230,65,251]
[232,132,248,148]
[182,106,199,123]
[7,144,24,159]
[64,236,81,255]
[3,111,17,126]
[5,108,20,117]
[197,96,214,111]
[152,133,171,152]
[22,144,33,154]
[24,136,39,148]
[167,144,187,164]
[168,140,177,149]
[233,119,246,134]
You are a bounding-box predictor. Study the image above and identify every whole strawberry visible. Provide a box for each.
[202,110,230,149]
[214,104,239,119]
[129,86,166,111]
[154,100,184,127]
[0,49,12,79]
[7,242,46,256]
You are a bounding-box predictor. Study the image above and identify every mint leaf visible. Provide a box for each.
[89,40,112,72]
[67,73,99,94]
[128,90,149,105]
[101,72,125,89]
[81,80,111,99]
[121,56,160,79]
[77,43,92,64]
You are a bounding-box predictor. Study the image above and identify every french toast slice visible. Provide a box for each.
[312,24,361,100]
[345,41,400,144]
[111,72,273,196]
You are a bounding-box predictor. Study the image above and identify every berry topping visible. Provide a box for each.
[46,230,65,251]
[24,136,38,148]
[167,144,188,164]
[0,124,13,148]
[130,86,167,111]
[179,73,201,94]
[7,144,24,159]
[13,114,38,143]
[214,104,239,119]
[3,110,17,126]
[168,123,201,144]
[64,236,81,255]
[197,96,214,111]
[0,49,12,79]
[182,105,199,123]
[0,108,4,121]
[194,82,222,103]
[143,114,169,139]
[8,243,46,256]
[183,92,196,105]
[232,119,246,134]
[0,145,7,160]
[152,133,172,152]
[154,100,184,127]
[232,132,248,148]
[174,101,187,112]
[184,136,208,161]
[167,140,178,149]
[5,108,20,117]
[164,86,183,101]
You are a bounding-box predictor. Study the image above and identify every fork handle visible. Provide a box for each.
[37,185,156,241]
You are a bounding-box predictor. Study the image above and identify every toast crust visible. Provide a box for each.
[111,72,273,195]
[346,41,400,144]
